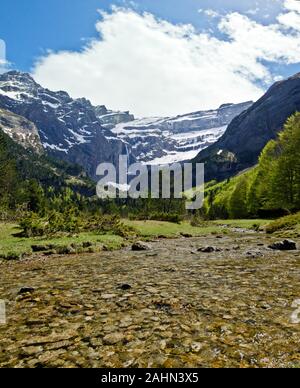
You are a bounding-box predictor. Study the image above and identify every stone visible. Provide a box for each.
[18,287,35,295]
[21,346,43,356]
[180,233,193,238]
[246,250,264,258]
[101,294,117,300]
[103,333,125,345]
[198,246,215,253]
[82,241,93,248]
[268,240,297,251]
[191,342,203,353]
[132,242,151,251]
[117,284,132,291]
[31,244,54,252]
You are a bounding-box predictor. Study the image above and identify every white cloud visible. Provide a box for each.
[0,39,8,74]
[284,0,300,12]
[199,9,221,18]
[246,8,260,16]
[277,0,300,30]
[32,2,300,117]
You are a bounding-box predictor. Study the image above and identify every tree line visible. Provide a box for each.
[202,113,300,219]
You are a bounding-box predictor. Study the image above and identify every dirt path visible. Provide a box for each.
[0,232,299,368]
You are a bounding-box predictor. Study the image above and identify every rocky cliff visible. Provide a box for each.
[194,72,300,181]
[108,102,252,165]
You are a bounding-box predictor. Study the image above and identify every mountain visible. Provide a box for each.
[0,108,43,154]
[101,102,253,165]
[0,71,252,179]
[0,71,129,179]
[194,72,300,182]
[95,105,134,126]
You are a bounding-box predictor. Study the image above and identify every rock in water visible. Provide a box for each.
[132,242,151,251]
[198,246,221,253]
[268,240,297,251]
[103,333,125,345]
[18,287,35,295]
[117,284,132,291]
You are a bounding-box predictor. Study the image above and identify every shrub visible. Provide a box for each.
[190,216,206,227]
[19,212,137,239]
[84,215,137,238]
[19,213,46,237]
[149,212,183,223]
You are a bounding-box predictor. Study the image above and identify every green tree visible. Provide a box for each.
[228,175,249,218]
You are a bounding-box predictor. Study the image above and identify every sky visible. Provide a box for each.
[1,0,300,116]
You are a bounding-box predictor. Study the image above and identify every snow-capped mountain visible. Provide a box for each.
[0,71,252,178]
[103,102,253,165]
[0,71,129,178]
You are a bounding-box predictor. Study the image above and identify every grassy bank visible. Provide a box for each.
[125,219,269,237]
[0,218,273,259]
[0,223,125,258]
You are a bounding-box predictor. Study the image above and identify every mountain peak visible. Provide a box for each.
[289,72,300,80]
[1,70,38,85]
[218,101,253,110]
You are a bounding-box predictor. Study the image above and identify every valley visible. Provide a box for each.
[2,0,300,371]
[0,70,300,370]
[0,71,252,172]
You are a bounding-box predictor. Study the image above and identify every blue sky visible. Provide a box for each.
[0,0,289,72]
[1,1,300,116]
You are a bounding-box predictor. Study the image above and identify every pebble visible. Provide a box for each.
[103,333,125,345]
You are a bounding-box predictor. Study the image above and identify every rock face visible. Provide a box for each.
[108,102,252,165]
[95,105,134,126]
[194,73,300,181]
[0,71,129,179]
[0,108,43,154]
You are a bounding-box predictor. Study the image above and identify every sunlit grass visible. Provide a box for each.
[0,223,124,256]
[125,220,226,237]
[0,218,273,258]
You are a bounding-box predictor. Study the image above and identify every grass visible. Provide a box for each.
[0,223,125,257]
[212,219,270,229]
[0,218,272,258]
[125,220,228,238]
[265,212,300,235]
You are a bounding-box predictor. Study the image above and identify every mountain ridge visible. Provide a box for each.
[0,71,252,176]
[193,72,300,181]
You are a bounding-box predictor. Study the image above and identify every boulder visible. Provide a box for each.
[132,242,151,251]
[268,240,297,251]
